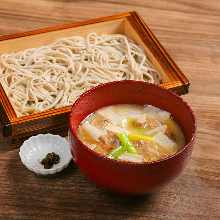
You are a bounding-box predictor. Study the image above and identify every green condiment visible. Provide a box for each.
[108,133,138,159]
[117,133,137,154]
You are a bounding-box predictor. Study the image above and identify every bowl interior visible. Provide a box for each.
[70,80,195,153]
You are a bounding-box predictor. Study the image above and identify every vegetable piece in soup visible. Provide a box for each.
[77,104,185,163]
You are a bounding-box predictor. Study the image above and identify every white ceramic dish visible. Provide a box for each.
[19,133,72,175]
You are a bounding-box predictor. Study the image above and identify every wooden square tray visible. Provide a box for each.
[0,11,189,140]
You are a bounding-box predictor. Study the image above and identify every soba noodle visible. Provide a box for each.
[0,33,162,116]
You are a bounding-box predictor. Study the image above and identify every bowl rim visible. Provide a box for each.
[69,80,196,167]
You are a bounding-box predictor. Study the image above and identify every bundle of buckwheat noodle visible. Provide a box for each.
[0,32,161,116]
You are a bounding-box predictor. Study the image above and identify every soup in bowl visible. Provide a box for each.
[78,104,185,163]
[69,80,196,195]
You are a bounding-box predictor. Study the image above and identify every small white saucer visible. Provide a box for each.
[19,133,72,175]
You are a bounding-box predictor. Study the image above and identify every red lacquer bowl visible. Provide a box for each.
[69,80,196,195]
